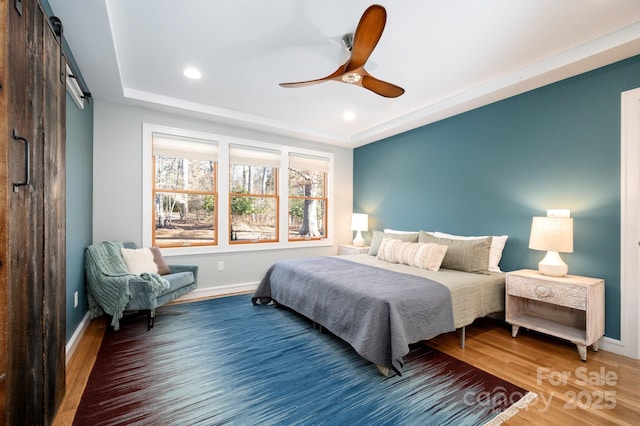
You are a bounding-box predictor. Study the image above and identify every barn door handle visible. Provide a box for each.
[12,129,30,193]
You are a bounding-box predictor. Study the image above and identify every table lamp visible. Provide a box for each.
[529,215,573,276]
[351,213,368,247]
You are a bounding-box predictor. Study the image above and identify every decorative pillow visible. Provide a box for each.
[376,237,402,263]
[419,231,492,274]
[368,230,419,256]
[392,240,420,265]
[377,238,448,272]
[433,231,508,272]
[121,247,171,275]
[408,242,448,271]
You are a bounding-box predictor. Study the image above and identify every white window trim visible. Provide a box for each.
[142,123,334,257]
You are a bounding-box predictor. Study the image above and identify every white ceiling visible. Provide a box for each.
[49,0,640,147]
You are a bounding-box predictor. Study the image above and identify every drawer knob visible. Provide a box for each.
[535,285,551,297]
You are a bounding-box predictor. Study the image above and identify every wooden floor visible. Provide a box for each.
[53,301,640,426]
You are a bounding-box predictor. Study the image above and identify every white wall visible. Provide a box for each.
[93,101,354,295]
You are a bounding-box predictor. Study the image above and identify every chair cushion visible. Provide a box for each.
[126,271,195,311]
[160,271,196,295]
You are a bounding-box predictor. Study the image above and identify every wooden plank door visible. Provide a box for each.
[42,5,67,421]
[6,1,46,423]
[0,0,66,423]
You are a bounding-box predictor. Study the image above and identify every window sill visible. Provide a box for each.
[160,239,335,257]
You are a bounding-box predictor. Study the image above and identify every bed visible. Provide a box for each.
[252,230,507,376]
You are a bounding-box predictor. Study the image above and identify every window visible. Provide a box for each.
[143,124,334,253]
[152,134,218,248]
[288,153,328,241]
[229,145,280,243]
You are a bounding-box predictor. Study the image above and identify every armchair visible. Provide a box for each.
[85,241,198,330]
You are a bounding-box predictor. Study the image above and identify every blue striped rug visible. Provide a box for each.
[74,294,534,425]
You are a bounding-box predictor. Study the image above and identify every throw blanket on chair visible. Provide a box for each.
[85,241,170,330]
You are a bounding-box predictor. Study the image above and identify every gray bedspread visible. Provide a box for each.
[252,256,455,375]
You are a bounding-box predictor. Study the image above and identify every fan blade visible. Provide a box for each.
[279,64,346,88]
[362,74,404,98]
[347,5,386,71]
[279,5,404,97]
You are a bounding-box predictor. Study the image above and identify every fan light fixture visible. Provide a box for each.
[342,73,362,84]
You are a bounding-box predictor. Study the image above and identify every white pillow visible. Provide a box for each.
[377,237,448,272]
[393,240,419,265]
[384,228,433,234]
[121,247,171,275]
[408,243,448,271]
[376,237,401,263]
[433,231,507,273]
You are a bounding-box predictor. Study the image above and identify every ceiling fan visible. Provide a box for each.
[279,4,404,98]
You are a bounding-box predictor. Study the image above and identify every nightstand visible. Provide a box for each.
[338,245,370,255]
[506,269,604,361]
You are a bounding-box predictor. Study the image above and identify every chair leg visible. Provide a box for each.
[148,309,155,331]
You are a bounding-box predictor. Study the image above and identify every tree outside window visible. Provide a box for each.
[152,135,217,247]
[229,145,279,243]
[288,154,328,241]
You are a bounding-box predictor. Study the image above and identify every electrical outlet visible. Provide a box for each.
[74,291,79,308]
[217,261,224,271]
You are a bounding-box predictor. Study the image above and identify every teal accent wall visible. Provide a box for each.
[354,55,640,340]
[65,93,93,342]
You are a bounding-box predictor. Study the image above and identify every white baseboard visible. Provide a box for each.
[599,336,638,359]
[65,311,92,365]
[172,282,259,302]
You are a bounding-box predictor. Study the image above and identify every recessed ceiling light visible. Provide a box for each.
[343,110,356,121]
[183,67,202,80]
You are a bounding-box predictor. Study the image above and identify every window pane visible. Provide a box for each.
[230,165,276,195]
[155,192,216,246]
[156,156,215,192]
[288,167,325,197]
[230,196,277,242]
[289,199,326,239]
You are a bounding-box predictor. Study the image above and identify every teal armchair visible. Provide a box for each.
[85,241,198,330]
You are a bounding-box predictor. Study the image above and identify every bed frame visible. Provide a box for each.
[253,255,504,376]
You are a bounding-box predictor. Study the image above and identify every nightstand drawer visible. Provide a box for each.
[507,276,587,310]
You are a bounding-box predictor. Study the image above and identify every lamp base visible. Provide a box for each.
[538,251,568,277]
[352,230,365,247]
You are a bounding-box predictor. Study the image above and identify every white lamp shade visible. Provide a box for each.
[350,213,368,232]
[529,216,573,276]
[351,213,368,247]
[529,216,573,253]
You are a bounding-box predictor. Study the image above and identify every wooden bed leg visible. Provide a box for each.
[460,326,465,349]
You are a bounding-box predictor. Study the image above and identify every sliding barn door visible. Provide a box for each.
[0,0,66,424]
[42,3,67,420]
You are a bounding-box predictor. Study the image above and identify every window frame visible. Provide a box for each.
[142,123,334,256]
[151,153,218,249]
[287,154,329,242]
[229,145,281,244]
